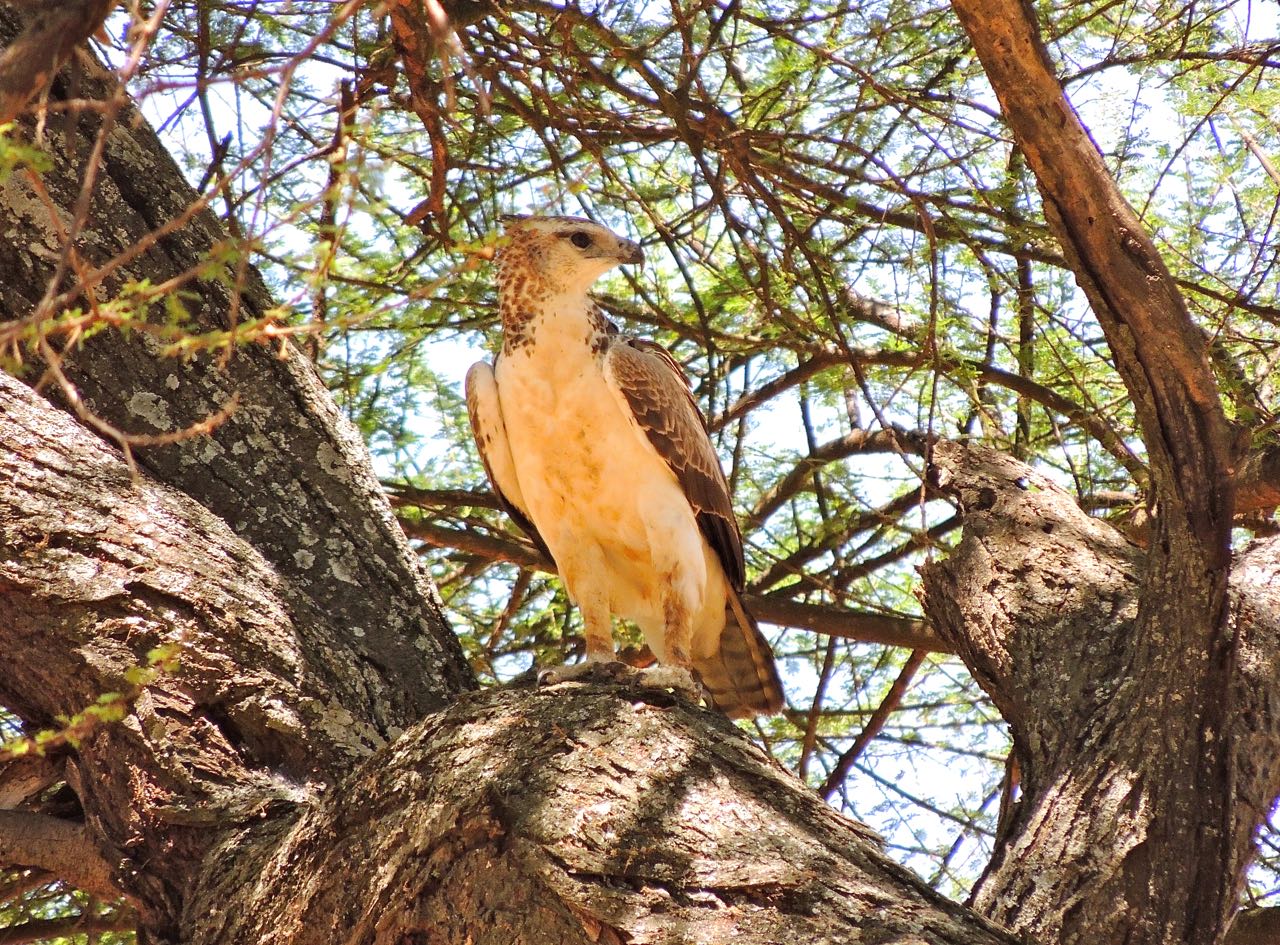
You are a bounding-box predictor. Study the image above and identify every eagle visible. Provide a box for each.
[465,214,784,718]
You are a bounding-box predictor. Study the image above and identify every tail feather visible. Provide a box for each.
[694,589,784,719]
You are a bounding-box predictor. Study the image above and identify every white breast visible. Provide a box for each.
[493,305,717,641]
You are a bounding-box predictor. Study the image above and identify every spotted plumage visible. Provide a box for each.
[466,214,784,718]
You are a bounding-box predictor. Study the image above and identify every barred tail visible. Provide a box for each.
[695,588,785,719]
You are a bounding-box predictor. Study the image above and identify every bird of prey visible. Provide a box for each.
[465,214,784,718]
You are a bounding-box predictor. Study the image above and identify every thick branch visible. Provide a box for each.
[0,370,408,924]
[1236,445,1280,514]
[0,810,120,901]
[749,597,947,652]
[185,685,1018,945]
[1228,908,1280,945]
[950,0,1234,544]
[0,755,60,809]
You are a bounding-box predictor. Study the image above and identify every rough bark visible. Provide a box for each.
[0,8,472,736]
[1,367,404,928]
[187,686,1018,945]
[921,443,1280,945]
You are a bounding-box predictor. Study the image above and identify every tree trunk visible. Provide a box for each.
[921,443,1280,945]
[922,4,1275,945]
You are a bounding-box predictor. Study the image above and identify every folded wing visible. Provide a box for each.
[603,338,784,717]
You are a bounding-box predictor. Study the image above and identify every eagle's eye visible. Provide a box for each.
[568,231,592,249]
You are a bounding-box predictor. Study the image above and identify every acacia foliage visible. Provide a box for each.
[3,0,1279,918]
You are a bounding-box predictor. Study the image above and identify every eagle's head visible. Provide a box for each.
[498,215,645,297]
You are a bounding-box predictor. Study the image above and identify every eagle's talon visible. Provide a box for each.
[632,664,700,701]
[538,660,629,687]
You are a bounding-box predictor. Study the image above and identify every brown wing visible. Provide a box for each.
[603,337,745,590]
[604,337,784,716]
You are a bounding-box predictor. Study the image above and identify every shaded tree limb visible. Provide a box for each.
[0,0,114,123]
[0,810,122,902]
[1236,444,1280,514]
[185,684,1020,945]
[749,597,946,653]
[0,755,60,809]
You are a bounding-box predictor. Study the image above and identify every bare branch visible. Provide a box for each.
[404,518,948,651]
[746,426,931,529]
[747,598,948,653]
[820,649,930,799]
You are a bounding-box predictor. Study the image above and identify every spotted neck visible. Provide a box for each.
[496,249,610,356]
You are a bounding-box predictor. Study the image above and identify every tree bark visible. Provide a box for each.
[931,4,1266,945]
[0,9,472,733]
[921,442,1280,945]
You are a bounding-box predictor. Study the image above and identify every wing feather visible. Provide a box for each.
[465,361,552,562]
[604,338,784,716]
[602,337,745,590]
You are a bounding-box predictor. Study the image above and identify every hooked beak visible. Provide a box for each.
[619,239,645,266]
